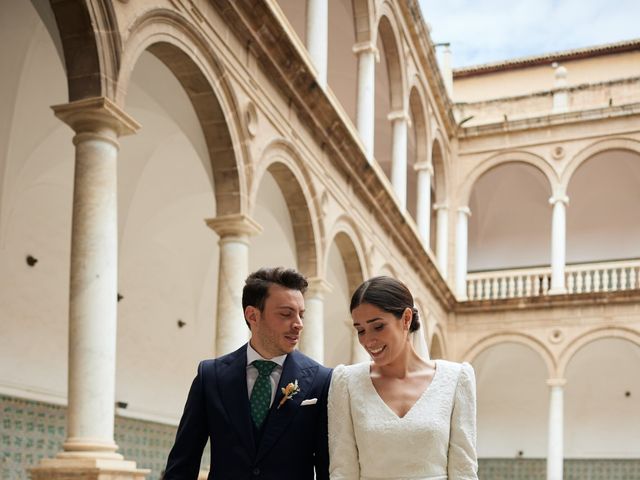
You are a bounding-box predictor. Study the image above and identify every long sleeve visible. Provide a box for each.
[447,362,479,480]
[328,365,360,480]
[164,361,209,480]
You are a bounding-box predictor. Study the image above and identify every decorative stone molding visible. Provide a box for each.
[548,195,569,206]
[551,145,565,160]
[414,161,434,174]
[205,214,263,238]
[52,97,140,138]
[245,101,259,137]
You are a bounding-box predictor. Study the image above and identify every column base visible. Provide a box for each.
[30,456,150,480]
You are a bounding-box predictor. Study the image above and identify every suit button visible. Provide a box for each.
[252,467,260,476]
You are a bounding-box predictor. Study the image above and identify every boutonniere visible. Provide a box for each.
[277,380,300,409]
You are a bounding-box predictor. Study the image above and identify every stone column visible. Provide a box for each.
[299,277,332,362]
[549,195,569,294]
[353,41,377,161]
[547,378,566,480]
[31,98,147,479]
[434,203,449,279]
[206,214,262,356]
[306,0,328,88]
[455,206,471,300]
[415,162,434,249]
[389,110,409,210]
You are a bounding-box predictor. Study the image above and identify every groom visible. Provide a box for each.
[164,267,332,480]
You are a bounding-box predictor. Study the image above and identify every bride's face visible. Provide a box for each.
[352,303,411,364]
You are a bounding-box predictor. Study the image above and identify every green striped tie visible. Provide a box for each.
[250,360,277,427]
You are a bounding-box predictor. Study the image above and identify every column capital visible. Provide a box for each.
[549,195,569,206]
[457,206,472,217]
[205,214,262,238]
[352,41,378,55]
[546,378,567,387]
[433,203,448,212]
[387,110,411,123]
[52,97,140,137]
[414,162,434,175]
[306,277,333,296]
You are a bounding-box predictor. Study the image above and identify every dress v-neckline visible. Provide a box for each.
[365,359,439,420]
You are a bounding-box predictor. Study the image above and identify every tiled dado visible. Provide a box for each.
[479,458,640,480]
[1,395,210,480]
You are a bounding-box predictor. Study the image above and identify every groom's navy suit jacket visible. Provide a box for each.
[164,344,332,480]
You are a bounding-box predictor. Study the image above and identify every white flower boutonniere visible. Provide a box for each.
[277,380,300,409]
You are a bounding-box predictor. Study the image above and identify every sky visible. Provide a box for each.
[418,0,640,68]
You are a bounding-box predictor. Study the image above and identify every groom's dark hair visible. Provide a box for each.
[242,267,308,327]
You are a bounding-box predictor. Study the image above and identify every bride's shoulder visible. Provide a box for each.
[331,362,369,383]
[433,359,475,380]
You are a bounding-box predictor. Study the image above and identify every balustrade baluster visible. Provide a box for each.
[602,270,610,292]
[576,271,583,293]
[499,277,507,298]
[532,276,540,296]
[620,268,628,290]
[468,280,476,301]
[630,268,637,289]
[593,270,601,292]
[567,272,575,293]
[516,276,524,297]
[541,275,550,295]
[524,276,532,296]
[492,278,499,299]
[477,279,484,300]
[508,277,515,298]
[610,269,618,291]
[585,271,592,292]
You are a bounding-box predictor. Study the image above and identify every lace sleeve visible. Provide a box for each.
[328,365,360,479]
[447,362,479,480]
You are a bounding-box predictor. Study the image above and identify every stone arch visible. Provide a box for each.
[374,5,407,111]
[352,0,376,43]
[378,263,398,277]
[562,137,640,189]
[429,323,447,359]
[558,326,640,378]
[49,0,121,100]
[253,139,323,278]
[459,150,558,207]
[431,132,448,204]
[408,80,429,165]
[325,215,369,294]
[116,9,247,217]
[463,332,557,378]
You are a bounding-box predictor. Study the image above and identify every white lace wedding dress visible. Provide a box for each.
[328,360,478,480]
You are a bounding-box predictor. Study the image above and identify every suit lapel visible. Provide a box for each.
[256,350,318,462]
[217,344,256,457]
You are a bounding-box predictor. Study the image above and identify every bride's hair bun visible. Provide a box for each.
[410,307,420,333]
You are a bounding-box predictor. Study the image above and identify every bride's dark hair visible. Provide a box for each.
[350,276,420,332]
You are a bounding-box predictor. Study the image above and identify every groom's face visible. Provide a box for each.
[246,284,305,358]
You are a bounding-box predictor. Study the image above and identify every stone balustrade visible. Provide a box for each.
[466,258,640,301]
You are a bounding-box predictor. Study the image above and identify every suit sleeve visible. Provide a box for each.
[164,361,209,480]
[314,368,332,480]
[328,365,360,479]
[447,362,479,480]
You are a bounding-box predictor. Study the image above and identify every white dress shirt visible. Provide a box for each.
[246,342,287,407]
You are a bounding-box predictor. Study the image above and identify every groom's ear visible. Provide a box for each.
[245,305,259,328]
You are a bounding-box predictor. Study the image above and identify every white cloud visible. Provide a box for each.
[419,0,640,67]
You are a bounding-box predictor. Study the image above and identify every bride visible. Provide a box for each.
[328,276,478,480]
